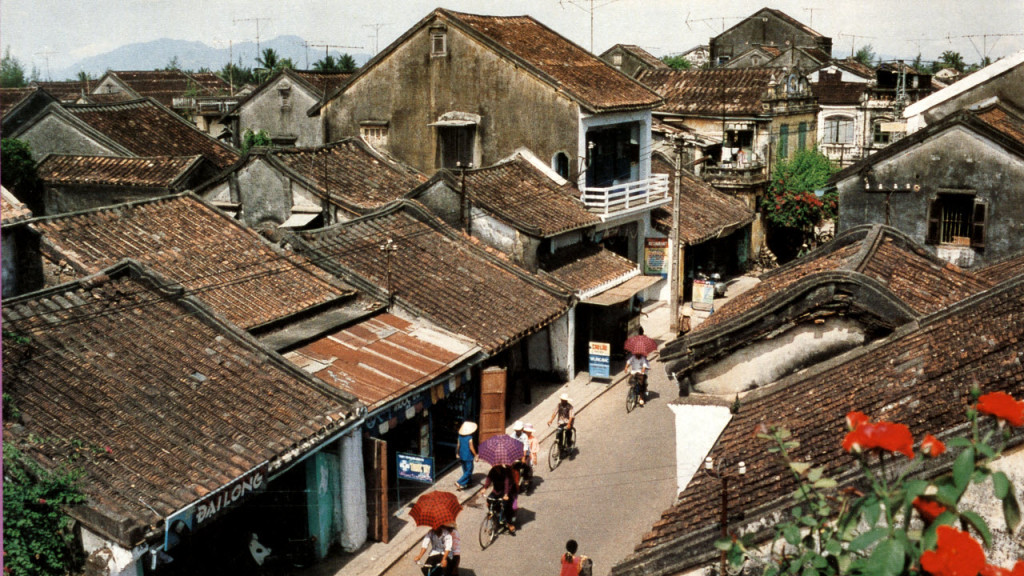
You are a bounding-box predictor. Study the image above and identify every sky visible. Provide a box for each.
[2,0,1023,76]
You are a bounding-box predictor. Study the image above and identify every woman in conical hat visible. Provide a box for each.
[455,421,477,490]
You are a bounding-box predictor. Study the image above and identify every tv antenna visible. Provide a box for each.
[683,13,741,33]
[234,17,271,65]
[362,23,390,55]
[559,0,627,53]
[34,48,58,81]
[304,43,363,69]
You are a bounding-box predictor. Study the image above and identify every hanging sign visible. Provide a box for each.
[644,238,668,276]
[397,453,435,484]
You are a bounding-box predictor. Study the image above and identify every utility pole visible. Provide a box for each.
[839,33,874,59]
[234,17,270,66]
[363,23,390,56]
[668,135,684,334]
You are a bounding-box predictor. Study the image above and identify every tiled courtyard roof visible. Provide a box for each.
[542,243,638,294]
[637,68,778,117]
[37,154,204,189]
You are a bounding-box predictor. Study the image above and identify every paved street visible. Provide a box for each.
[384,357,679,576]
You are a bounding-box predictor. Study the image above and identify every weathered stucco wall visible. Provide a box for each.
[323,19,581,176]
[18,114,117,161]
[711,15,829,64]
[415,180,463,228]
[44,185,169,215]
[237,157,292,228]
[240,76,323,146]
[837,126,1024,267]
[2,231,19,298]
[693,318,867,394]
[669,403,732,496]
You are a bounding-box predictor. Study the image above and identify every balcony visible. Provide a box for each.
[172,97,240,115]
[580,174,670,216]
[703,162,767,190]
[819,144,862,167]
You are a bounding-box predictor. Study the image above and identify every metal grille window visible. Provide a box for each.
[360,126,388,149]
[823,116,855,144]
[431,33,447,56]
[926,192,987,249]
[873,122,892,145]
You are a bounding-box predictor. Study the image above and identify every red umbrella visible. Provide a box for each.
[624,333,658,357]
[409,491,462,530]
[477,434,525,466]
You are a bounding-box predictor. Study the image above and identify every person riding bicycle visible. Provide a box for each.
[482,464,518,533]
[626,352,651,406]
[412,525,453,575]
[511,420,532,491]
[547,393,575,451]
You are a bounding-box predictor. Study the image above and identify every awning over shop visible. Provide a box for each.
[584,274,661,306]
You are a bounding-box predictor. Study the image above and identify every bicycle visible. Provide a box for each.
[626,372,645,413]
[479,495,510,549]
[548,424,577,470]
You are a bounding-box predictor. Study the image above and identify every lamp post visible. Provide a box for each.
[702,456,747,576]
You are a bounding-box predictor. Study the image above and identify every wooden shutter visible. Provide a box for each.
[971,197,987,249]
[778,124,789,159]
[479,367,507,443]
[363,437,389,542]
[925,196,940,244]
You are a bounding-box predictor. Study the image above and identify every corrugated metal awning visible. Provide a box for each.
[584,274,661,306]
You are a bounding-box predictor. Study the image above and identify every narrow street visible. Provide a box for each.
[384,358,679,576]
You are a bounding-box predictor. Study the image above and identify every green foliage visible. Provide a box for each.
[218,59,255,88]
[241,129,273,154]
[722,396,1022,576]
[256,48,294,81]
[1,138,44,213]
[3,447,88,576]
[337,53,358,74]
[163,55,182,71]
[854,45,876,67]
[661,55,692,70]
[2,45,28,87]
[938,50,966,73]
[762,149,838,240]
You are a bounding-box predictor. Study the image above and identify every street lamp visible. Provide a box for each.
[702,456,746,576]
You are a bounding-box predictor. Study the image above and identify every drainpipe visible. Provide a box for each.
[459,162,470,236]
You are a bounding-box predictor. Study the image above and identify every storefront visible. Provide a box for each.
[575,274,662,364]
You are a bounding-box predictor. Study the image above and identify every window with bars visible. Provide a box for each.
[926,192,986,249]
[360,125,388,149]
[431,32,447,57]
[873,122,892,145]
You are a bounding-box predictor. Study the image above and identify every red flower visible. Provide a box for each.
[977,391,1024,427]
[842,421,915,458]
[921,434,946,457]
[913,496,947,523]
[38,498,46,505]
[921,525,986,576]
[846,411,870,431]
[981,561,1024,576]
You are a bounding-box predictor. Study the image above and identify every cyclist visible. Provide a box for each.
[626,352,651,406]
[482,464,518,533]
[511,421,532,491]
[547,393,575,451]
[412,526,452,575]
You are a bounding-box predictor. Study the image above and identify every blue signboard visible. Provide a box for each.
[589,341,611,379]
[397,453,435,484]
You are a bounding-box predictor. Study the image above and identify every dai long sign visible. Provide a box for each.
[194,463,268,525]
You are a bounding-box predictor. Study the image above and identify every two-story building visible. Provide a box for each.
[709,7,831,68]
[313,8,668,267]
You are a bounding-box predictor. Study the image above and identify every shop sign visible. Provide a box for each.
[644,238,668,276]
[164,461,269,549]
[397,452,434,484]
[589,341,611,379]
[692,279,715,311]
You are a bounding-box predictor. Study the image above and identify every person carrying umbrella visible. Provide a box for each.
[412,525,453,575]
[624,327,656,406]
[409,491,462,573]
[482,464,518,533]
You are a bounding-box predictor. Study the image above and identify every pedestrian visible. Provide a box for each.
[412,526,450,575]
[523,423,539,467]
[442,523,461,576]
[559,539,591,576]
[482,464,518,533]
[455,421,477,491]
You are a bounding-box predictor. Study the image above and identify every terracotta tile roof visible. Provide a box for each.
[37,154,204,188]
[0,87,34,117]
[443,9,662,112]
[452,152,599,237]
[692,225,991,333]
[32,80,91,101]
[812,80,865,105]
[542,243,638,293]
[637,68,777,116]
[266,139,427,214]
[1,262,360,547]
[30,194,354,331]
[289,70,353,98]
[610,44,670,70]
[285,312,478,409]
[649,161,754,245]
[64,99,239,169]
[835,58,876,79]
[77,91,136,105]
[100,70,228,106]
[293,200,572,354]
[975,104,1024,146]
[801,47,832,64]
[1,185,32,225]
[616,276,1024,575]
[977,251,1024,284]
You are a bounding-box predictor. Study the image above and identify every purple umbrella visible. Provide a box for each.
[477,434,525,466]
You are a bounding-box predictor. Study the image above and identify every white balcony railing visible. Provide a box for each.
[580,173,670,216]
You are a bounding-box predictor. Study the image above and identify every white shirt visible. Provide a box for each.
[514,431,530,458]
[627,354,650,374]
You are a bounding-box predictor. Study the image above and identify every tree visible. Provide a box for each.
[854,44,876,67]
[661,55,693,70]
[938,50,966,73]
[3,446,88,576]
[762,149,838,238]
[76,70,93,84]
[912,53,924,72]
[1,45,27,87]
[163,55,182,71]
[313,54,340,72]
[217,59,255,88]
[337,53,358,73]
[1,138,44,214]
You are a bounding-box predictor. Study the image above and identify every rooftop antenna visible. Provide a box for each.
[560,0,626,53]
[362,23,390,56]
[34,48,58,81]
[802,7,817,29]
[234,17,271,66]
[838,33,875,60]
[308,43,364,69]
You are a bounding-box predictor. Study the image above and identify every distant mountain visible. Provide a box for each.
[55,36,372,80]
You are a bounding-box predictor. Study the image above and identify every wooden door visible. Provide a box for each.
[479,367,507,443]
[363,437,389,543]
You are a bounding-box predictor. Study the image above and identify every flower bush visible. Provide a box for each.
[720,389,1023,576]
[760,149,839,239]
